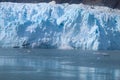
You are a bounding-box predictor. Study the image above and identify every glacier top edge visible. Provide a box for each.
[0,2,120,15]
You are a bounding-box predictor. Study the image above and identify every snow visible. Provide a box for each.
[0,2,120,50]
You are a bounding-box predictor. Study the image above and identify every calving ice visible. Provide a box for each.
[0,2,120,50]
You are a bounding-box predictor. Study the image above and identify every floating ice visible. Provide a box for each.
[0,2,120,50]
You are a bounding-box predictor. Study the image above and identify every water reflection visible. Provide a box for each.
[0,50,120,80]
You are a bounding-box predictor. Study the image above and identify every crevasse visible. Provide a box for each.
[0,2,120,50]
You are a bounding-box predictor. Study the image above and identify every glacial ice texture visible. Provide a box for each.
[0,2,120,50]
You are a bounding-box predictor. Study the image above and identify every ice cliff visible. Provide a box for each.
[0,2,120,50]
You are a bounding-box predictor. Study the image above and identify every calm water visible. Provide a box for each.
[0,49,120,80]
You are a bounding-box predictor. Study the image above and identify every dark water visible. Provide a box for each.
[0,49,120,80]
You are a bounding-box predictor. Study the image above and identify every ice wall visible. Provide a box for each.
[0,2,120,50]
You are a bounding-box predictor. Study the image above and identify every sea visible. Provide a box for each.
[0,48,120,80]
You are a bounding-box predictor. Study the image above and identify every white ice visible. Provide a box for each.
[0,2,120,50]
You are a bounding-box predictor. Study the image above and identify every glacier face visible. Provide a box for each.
[0,2,120,50]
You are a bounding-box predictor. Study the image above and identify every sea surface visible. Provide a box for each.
[0,48,120,80]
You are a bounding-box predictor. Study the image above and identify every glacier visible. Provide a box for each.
[0,2,120,50]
